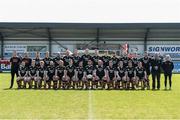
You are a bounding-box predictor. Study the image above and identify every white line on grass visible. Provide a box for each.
[88,90,94,120]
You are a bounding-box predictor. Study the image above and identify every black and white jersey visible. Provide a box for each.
[111,57,119,67]
[72,55,81,67]
[122,57,129,67]
[43,57,52,67]
[66,65,75,78]
[47,65,55,77]
[117,66,126,77]
[132,58,138,67]
[85,65,95,75]
[29,66,37,76]
[18,66,27,76]
[106,66,116,79]
[22,57,32,68]
[37,66,45,77]
[92,55,101,66]
[34,58,41,68]
[63,56,72,66]
[76,66,84,79]
[56,66,65,77]
[53,56,63,67]
[102,56,111,67]
[126,66,135,78]
[95,65,105,78]
[140,57,151,75]
[81,54,92,67]
[136,67,146,78]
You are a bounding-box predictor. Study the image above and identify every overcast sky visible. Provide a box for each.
[0,0,180,23]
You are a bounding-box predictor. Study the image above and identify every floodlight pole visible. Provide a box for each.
[144,28,150,52]
[47,28,52,57]
[0,32,4,59]
[96,28,100,49]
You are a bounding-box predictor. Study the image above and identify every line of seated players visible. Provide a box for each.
[16,49,151,90]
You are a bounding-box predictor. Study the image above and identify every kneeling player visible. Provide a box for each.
[94,60,106,89]
[44,61,55,89]
[28,60,36,88]
[66,59,75,89]
[16,61,28,89]
[126,61,136,90]
[34,61,45,89]
[106,60,117,89]
[62,70,70,89]
[116,61,126,89]
[53,60,65,89]
[135,62,148,90]
[84,60,95,89]
[75,61,84,89]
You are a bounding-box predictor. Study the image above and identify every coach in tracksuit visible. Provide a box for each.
[151,53,162,90]
[9,51,21,89]
[162,55,174,90]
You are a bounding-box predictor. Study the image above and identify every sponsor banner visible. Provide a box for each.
[147,45,180,53]
[3,45,48,59]
[128,45,144,54]
[0,60,11,72]
[173,61,180,73]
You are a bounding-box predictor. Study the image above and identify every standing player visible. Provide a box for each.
[140,51,151,83]
[53,60,66,89]
[34,51,41,68]
[43,51,52,68]
[106,60,117,89]
[63,50,72,66]
[111,54,119,67]
[116,61,126,89]
[22,52,32,68]
[72,49,81,67]
[102,51,111,67]
[53,52,62,67]
[94,60,106,89]
[122,54,129,67]
[92,49,101,67]
[81,48,92,67]
[151,53,162,90]
[16,61,28,89]
[162,55,174,90]
[9,50,21,89]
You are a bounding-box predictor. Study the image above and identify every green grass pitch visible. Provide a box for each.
[0,73,180,119]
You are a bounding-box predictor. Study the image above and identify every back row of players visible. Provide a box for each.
[10,49,174,90]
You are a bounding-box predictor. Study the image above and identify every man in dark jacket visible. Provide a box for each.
[162,55,174,90]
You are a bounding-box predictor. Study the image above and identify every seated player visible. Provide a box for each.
[34,61,45,89]
[53,60,65,89]
[83,59,95,90]
[44,61,55,89]
[74,61,84,89]
[16,61,28,89]
[66,59,75,89]
[27,60,36,89]
[106,60,117,89]
[94,60,106,89]
[135,61,148,90]
[116,61,126,89]
[62,70,70,89]
[126,61,136,90]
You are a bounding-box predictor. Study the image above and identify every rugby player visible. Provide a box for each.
[27,60,37,89]
[106,60,117,89]
[126,61,136,90]
[16,61,28,89]
[66,59,75,89]
[116,61,126,89]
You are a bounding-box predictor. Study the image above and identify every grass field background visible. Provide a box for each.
[0,73,180,119]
